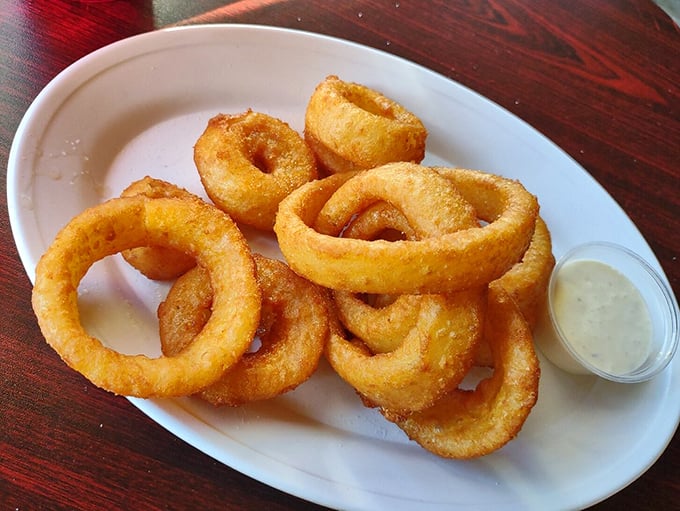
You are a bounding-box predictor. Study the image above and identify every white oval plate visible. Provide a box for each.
[8,25,679,511]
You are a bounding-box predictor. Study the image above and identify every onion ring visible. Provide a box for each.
[31,196,261,398]
[194,110,318,231]
[275,162,538,294]
[382,283,540,459]
[120,176,199,280]
[326,288,486,413]
[304,75,427,174]
[158,254,329,406]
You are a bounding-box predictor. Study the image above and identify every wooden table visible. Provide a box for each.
[1,1,678,509]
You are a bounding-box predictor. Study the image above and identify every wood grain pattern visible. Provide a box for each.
[0,0,677,509]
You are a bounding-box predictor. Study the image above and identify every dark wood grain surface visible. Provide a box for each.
[1,1,678,510]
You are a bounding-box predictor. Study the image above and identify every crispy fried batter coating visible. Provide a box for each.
[304,75,427,174]
[120,176,200,280]
[275,163,538,294]
[195,110,317,231]
[32,196,261,398]
[159,255,330,406]
[382,284,540,459]
[327,289,486,413]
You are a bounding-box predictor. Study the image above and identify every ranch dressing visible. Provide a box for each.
[552,259,652,375]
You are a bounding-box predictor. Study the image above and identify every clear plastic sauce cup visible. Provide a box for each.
[534,242,679,383]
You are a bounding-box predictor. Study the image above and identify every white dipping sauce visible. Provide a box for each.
[552,259,652,375]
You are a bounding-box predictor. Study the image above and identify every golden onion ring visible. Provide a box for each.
[275,162,538,294]
[304,75,427,174]
[31,196,261,398]
[382,283,540,459]
[158,254,329,406]
[326,288,486,413]
[195,110,318,231]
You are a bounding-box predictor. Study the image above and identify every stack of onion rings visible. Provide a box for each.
[273,161,548,457]
[31,76,555,459]
[326,173,554,366]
